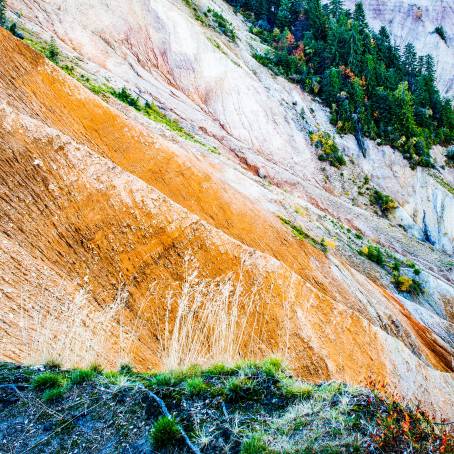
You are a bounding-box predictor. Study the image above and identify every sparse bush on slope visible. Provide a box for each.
[0,361,451,453]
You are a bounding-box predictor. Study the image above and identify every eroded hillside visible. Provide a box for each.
[0,0,453,421]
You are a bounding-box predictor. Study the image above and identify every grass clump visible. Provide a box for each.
[31,372,64,391]
[149,416,181,450]
[240,434,270,454]
[260,357,285,378]
[69,369,96,385]
[184,377,208,396]
[42,386,66,402]
[119,363,135,375]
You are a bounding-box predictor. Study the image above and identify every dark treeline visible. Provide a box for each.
[228,0,454,167]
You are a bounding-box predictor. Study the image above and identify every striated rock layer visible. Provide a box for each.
[8,0,454,258]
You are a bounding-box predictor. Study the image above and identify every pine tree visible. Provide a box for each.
[393,82,417,139]
[0,0,7,28]
[276,0,292,29]
[348,22,363,73]
[402,43,417,90]
[329,0,344,19]
[353,2,367,33]
[305,0,327,40]
[46,37,60,64]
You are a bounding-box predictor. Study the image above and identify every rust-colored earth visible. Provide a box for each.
[0,30,452,419]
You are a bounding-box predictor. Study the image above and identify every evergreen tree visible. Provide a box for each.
[305,0,326,40]
[402,43,418,90]
[329,0,344,19]
[0,0,7,28]
[353,2,368,33]
[393,82,417,139]
[276,0,292,30]
[46,37,60,64]
[348,22,363,73]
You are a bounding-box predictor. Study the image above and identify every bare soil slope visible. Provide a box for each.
[0,30,453,418]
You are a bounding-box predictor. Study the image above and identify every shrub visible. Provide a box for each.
[310,131,346,168]
[359,244,385,267]
[207,8,236,42]
[32,372,64,391]
[433,25,447,43]
[112,88,141,110]
[69,369,96,385]
[370,189,398,215]
[42,386,66,402]
[149,416,181,450]
[240,434,269,454]
[446,146,454,167]
[392,273,423,296]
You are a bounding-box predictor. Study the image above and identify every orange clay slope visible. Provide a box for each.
[0,29,453,418]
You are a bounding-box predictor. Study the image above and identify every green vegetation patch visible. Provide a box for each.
[310,130,346,168]
[359,244,424,296]
[20,31,219,154]
[279,216,328,253]
[149,416,182,450]
[31,371,65,391]
[0,360,450,453]
[369,189,398,215]
[206,7,237,42]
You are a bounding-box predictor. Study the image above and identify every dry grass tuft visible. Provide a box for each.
[18,284,136,369]
[156,256,271,370]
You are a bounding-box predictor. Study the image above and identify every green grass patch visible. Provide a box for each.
[42,386,66,402]
[149,416,181,450]
[240,434,270,454]
[69,369,96,385]
[31,372,65,391]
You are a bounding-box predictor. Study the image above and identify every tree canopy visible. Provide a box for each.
[231,0,454,167]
